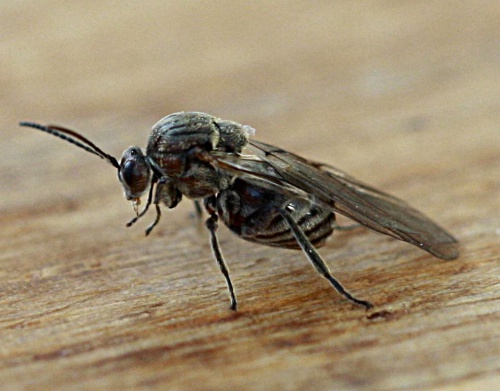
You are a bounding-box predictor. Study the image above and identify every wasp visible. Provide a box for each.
[20,112,459,311]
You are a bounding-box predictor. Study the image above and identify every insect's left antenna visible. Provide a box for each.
[19,122,120,169]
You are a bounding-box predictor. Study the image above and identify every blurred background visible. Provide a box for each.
[2,1,498,213]
[2,1,498,184]
[0,2,499,390]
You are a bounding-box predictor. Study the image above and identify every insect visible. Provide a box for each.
[20,112,459,311]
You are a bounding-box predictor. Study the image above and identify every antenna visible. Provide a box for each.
[20,122,119,168]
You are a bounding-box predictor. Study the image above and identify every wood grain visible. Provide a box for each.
[1,2,499,390]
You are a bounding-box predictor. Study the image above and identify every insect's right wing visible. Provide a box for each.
[211,140,459,260]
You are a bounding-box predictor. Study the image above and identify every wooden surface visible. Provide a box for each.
[1,2,499,390]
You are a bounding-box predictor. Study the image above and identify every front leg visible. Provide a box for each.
[126,177,157,228]
[131,177,181,236]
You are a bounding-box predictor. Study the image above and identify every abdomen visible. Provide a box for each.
[216,179,335,249]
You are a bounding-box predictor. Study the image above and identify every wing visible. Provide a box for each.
[211,140,459,260]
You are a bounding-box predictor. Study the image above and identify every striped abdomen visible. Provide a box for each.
[216,179,335,249]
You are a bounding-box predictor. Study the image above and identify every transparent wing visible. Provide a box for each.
[211,140,459,260]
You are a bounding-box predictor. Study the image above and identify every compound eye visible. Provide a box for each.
[121,160,137,186]
[119,147,151,199]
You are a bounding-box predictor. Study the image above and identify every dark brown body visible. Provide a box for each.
[146,112,335,250]
[216,178,335,250]
[20,111,459,311]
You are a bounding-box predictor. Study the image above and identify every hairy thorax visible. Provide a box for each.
[146,111,253,200]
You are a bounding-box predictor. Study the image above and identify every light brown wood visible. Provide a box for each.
[1,2,499,390]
